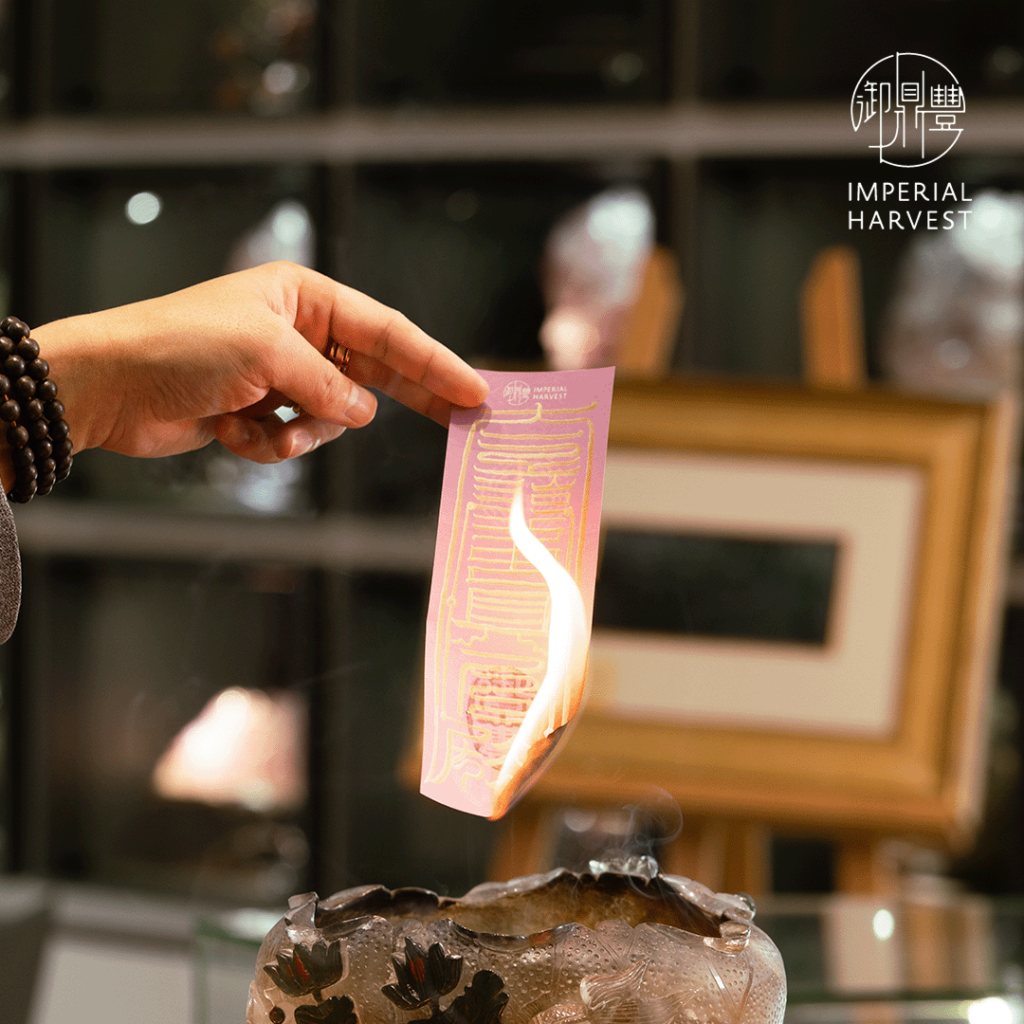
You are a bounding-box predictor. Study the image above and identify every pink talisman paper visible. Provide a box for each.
[421,367,615,818]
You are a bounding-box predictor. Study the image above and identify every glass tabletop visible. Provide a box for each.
[756,893,1024,1024]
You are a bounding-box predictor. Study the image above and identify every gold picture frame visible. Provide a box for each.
[529,379,1017,846]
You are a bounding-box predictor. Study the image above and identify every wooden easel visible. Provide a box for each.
[491,246,906,896]
[800,245,867,390]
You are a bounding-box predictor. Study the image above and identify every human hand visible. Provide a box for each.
[26,261,488,472]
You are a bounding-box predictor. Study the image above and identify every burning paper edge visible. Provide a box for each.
[489,484,592,818]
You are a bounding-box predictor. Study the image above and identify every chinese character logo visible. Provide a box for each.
[502,380,531,406]
[851,53,964,167]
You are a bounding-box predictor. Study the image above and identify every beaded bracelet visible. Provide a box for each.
[0,317,73,503]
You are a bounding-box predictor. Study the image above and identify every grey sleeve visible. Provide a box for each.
[0,489,21,643]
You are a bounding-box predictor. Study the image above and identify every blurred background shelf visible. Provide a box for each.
[1,102,1024,166]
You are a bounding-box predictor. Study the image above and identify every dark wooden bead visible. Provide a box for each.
[37,457,56,477]
[28,419,48,441]
[13,375,35,399]
[12,445,34,468]
[0,399,20,422]
[20,463,38,482]
[3,354,25,378]
[15,337,39,360]
[54,437,73,459]
[48,418,70,440]
[56,458,72,482]
[13,479,38,501]
[0,375,8,397]
[35,480,53,497]
[36,378,57,401]
[0,317,29,340]
[43,399,65,420]
[0,336,12,356]
[6,425,28,448]
[269,1009,286,1024]
[28,357,49,381]
[23,399,44,421]
[32,438,52,460]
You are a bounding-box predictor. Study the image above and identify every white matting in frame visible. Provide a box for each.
[589,449,925,738]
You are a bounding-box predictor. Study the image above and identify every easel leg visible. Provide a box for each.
[662,819,771,895]
[488,802,559,880]
[835,835,899,895]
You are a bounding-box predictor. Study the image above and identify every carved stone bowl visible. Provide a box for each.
[246,863,787,1024]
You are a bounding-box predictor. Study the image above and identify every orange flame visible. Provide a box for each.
[491,484,590,817]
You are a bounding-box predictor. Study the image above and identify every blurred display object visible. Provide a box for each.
[153,686,306,814]
[540,186,665,371]
[882,191,1024,399]
[227,199,315,271]
[212,0,316,115]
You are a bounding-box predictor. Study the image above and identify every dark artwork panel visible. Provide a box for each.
[593,528,839,645]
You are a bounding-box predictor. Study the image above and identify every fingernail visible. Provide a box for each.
[226,418,256,447]
[291,427,316,457]
[345,388,376,426]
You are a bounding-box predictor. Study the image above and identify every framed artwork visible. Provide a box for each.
[531,379,1017,845]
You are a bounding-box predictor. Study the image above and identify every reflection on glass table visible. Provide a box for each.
[756,894,1024,1024]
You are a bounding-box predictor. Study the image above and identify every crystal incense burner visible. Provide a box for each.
[247,860,787,1024]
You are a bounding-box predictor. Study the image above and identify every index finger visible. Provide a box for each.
[294,272,489,410]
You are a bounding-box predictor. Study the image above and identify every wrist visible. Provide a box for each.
[31,315,108,456]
